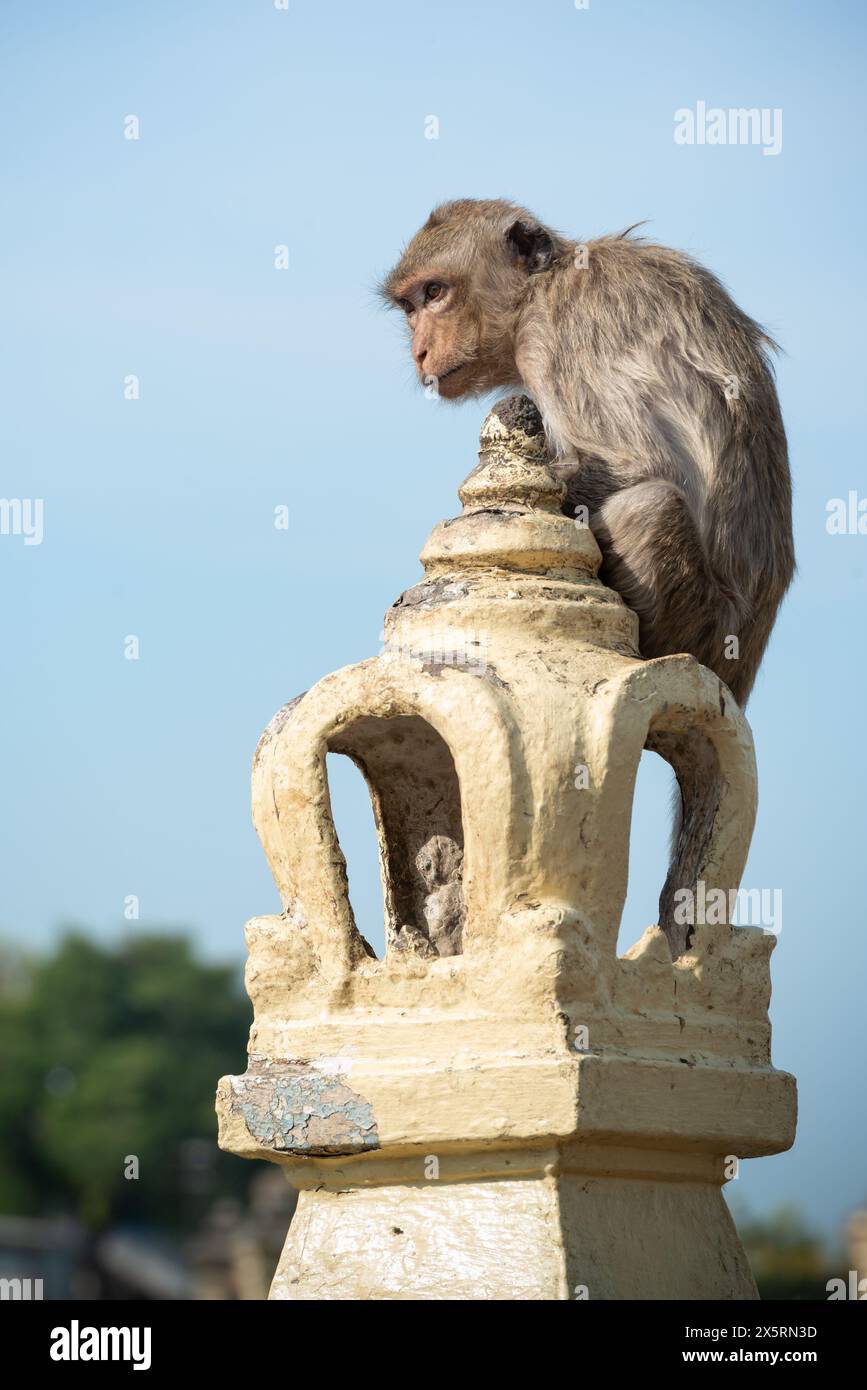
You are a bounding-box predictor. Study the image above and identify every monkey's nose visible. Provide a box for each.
[414,346,428,368]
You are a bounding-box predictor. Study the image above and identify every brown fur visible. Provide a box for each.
[381,198,794,707]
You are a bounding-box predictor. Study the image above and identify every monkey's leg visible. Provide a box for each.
[590,479,747,694]
[590,479,750,959]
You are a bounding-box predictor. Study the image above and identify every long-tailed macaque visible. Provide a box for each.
[381,199,794,707]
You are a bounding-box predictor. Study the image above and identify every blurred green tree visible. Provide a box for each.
[736,1203,835,1300]
[0,932,253,1230]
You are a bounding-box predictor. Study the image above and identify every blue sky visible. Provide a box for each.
[1,0,865,1242]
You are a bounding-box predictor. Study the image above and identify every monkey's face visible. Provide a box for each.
[388,275,491,399]
[381,200,562,401]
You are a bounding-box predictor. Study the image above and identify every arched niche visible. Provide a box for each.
[329,714,465,959]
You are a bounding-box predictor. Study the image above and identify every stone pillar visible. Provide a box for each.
[216,396,796,1301]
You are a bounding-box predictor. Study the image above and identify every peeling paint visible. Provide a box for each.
[229,1059,379,1156]
[390,578,471,613]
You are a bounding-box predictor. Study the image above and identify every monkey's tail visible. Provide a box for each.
[652,728,724,960]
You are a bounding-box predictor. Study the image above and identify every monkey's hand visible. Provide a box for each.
[548,451,620,526]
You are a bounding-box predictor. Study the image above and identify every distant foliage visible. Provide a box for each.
[0,932,253,1230]
[736,1204,837,1300]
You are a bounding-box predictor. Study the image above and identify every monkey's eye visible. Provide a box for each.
[398,298,414,315]
[424,281,445,305]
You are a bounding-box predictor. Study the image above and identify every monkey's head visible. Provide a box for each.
[380,199,567,400]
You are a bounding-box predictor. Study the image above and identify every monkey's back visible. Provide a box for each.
[517,234,794,703]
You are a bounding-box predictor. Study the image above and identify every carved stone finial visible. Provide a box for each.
[457,395,564,514]
[398,396,631,649]
[488,391,546,437]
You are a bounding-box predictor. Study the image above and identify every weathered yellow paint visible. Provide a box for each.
[216,396,796,1300]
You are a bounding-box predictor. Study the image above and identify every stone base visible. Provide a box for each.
[269,1149,756,1301]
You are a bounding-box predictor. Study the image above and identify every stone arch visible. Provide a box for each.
[251,657,526,975]
[589,655,757,961]
[329,713,465,959]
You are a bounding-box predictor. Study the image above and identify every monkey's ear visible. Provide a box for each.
[505,219,555,273]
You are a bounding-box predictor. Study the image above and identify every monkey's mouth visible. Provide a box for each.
[432,361,470,391]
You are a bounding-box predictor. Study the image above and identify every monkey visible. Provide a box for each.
[380,198,795,710]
